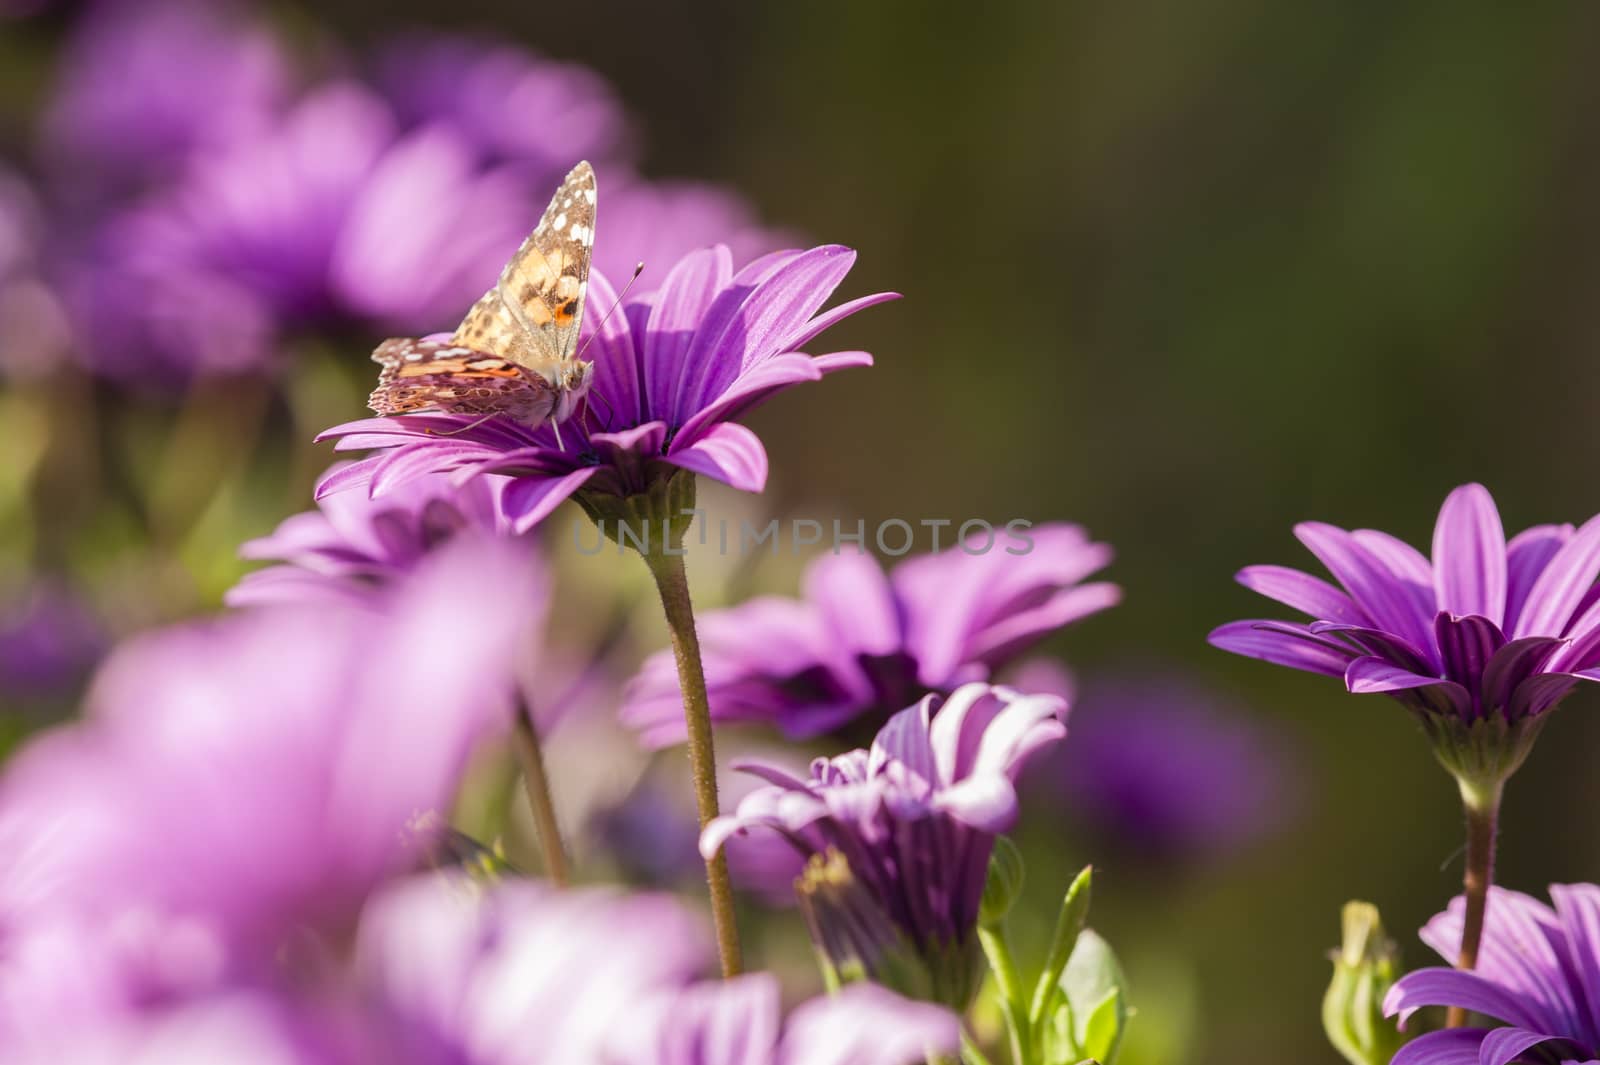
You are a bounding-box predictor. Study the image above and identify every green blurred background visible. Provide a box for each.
[11,2,1600,1061]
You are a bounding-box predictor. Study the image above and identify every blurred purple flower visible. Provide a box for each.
[593,747,808,905]
[353,874,712,1064]
[40,0,289,197]
[319,244,889,528]
[325,125,545,334]
[1024,663,1296,863]
[0,536,540,1036]
[371,34,629,175]
[0,579,105,703]
[702,682,1067,1008]
[226,467,525,607]
[601,179,801,293]
[623,526,1118,745]
[1210,484,1600,724]
[620,975,960,1065]
[1384,884,1600,1065]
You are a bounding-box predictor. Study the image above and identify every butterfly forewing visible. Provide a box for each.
[368,338,558,423]
[364,160,597,426]
[453,160,595,372]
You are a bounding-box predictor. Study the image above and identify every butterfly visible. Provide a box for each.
[367,160,597,439]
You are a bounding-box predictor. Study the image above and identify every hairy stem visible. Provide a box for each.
[511,700,569,888]
[1447,781,1501,1028]
[642,544,743,977]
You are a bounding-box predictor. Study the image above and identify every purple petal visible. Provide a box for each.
[1345,657,1470,717]
[870,698,938,780]
[1235,565,1365,624]
[1308,621,1433,675]
[1390,1029,1494,1065]
[1478,1027,1566,1065]
[806,550,902,660]
[1510,674,1581,719]
[1550,884,1600,1043]
[784,290,901,351]
[672,353,821,448]
[663,423,769,492]
[676,245,856,416]
[1513,513,1600,638]
[1432,484,1508,625]
[1552,596,1600,672]
[1434,613,1506,688]
[501,468,597,532]
[582,269,644,425]
[965,583,1123,667]
[1505,523,1575,634]
[1482,637,1565,712]
[1354,528,1436,585]
[1295,523,1436,660]
[1207,620,1354,677]
[648,246,735,426]
[1384,967,1550,1030]
[778,984,960,1065]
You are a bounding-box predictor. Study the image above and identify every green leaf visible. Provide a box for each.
[1028,865,1093,1026]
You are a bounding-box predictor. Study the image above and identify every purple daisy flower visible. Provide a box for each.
[619,974,960,1065]
[1210,483,1600,778]
[355,872,956,1065]
[623,526,1118,745]
[701,682,1068,1008]
[318,243,891,529]
[370,34,630,176]
[1028,665,1298,865]
[1384,884,1600,1065]
[226,466,525,607]
[40,0,290,197]
[0,535,540,1033]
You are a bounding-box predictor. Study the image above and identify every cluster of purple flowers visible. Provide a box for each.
[0,4,1170,1060]
[19,5,1600,1065]
[1217,483,1600,1064]
[10,0,792,389]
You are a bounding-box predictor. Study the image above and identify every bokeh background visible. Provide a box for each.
[7,3,1600,1062]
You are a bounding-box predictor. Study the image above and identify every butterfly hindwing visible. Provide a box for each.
[368,338,558,423]
[453,160,595,373]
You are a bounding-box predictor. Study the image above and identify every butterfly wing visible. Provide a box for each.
[453,160,596,375]
[368,338,557,423]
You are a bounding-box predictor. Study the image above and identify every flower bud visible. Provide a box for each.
[1322,901,1405,1065]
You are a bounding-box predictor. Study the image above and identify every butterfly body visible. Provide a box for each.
[368,161,597,429]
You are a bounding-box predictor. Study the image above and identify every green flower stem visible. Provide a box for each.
[640,538,743,978]
[1448,779,1502,1028]
[976,924,1028,1065]
[510,700,569,888]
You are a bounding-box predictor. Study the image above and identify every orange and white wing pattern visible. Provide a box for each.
[367,337,558,424]
[452,160,596,373]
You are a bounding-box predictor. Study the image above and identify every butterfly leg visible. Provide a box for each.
[426,413,498,437]
[586,387,616,432]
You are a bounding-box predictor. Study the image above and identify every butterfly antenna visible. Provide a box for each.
[587,387,616,431]
[426,413,497,437]
[575,262,645,363]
